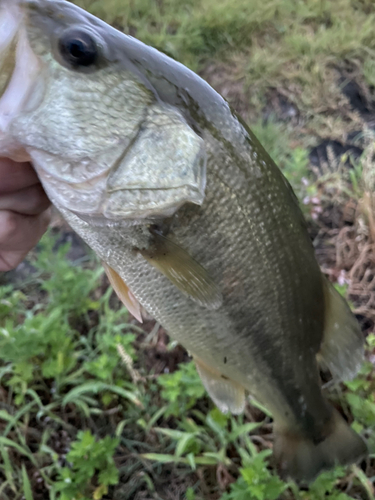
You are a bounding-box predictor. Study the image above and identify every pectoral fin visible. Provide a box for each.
[102,262,143,323]
[317,278,364,380]
[194,358,246,414]
[140,232,222,310]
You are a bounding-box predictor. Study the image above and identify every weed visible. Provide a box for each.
[0,232,140,499]
[74,0,375,141]
[2,0,375,498]
[33,236,102,318]
[158,361,206,417]
[252,117,311,200]
[221,451,286,500]
[52,430,119,500]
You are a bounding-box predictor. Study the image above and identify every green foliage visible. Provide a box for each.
[85,330,136,382]
[0,286,26,321]
[22,465,34,500]
[3,0,375,497]
[252,117,311,201]
[221,451,286,500]
[53,430,119,500]
[0,232,140,498]
[363,58,375,88]
[74,0,375,66]
[343,337,375,426]
[344,360,375,430]
[300,468,350,500]
[252,118,292,171]
[1,230,373,499]
[72,0,375,139]
[33,236,102,318]
[0,308,77,403]
[74,0,286,68]
[158,361,206,417]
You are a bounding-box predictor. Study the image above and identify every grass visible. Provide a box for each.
[74,0,375,138]
[0,231,374,499]
[2,0,375,498]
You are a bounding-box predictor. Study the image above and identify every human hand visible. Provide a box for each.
[0,158,51,271]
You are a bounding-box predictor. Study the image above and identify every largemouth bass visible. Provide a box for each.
[0,0,368,481]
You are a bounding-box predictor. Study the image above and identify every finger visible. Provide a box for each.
[0,159,41,194]
[0,248,30,272]
[0,183,51,215]
[0,208,51,272]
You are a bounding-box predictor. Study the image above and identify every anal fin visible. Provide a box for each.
[139,231,222,310]
[102,262,143,323]
[318,278,364,380]
[194,357,245,414]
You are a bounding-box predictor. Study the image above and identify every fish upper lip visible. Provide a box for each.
[0,6,20,100]
[0,5,21,53]
[0,4,41,142]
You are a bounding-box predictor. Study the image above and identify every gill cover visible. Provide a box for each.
[103,104,207,220]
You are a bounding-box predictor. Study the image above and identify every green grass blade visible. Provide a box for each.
[62,381,141,406]
[22,464,34,500]
[0,437,37,467]
[0,445,15,492]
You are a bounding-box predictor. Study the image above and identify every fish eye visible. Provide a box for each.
[58,29,98,68]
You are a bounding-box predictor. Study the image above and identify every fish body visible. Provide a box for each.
[0,0,367,480]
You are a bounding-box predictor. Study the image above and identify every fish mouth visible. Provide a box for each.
[0,4,24,99]
[0,3,41,161]
[0,8,18,100]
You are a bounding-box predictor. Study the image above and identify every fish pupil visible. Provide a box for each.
[70,41,86,58]
[59,30,98,68]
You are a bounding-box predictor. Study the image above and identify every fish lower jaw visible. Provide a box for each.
[0,137,31,162]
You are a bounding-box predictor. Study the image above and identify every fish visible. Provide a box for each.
[0,0,368,481]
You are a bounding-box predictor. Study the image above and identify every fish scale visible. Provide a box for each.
[60,123,327,428]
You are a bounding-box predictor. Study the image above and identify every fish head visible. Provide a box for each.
[0,0,206,224]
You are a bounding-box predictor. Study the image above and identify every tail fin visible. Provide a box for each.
[274,410,367,482]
